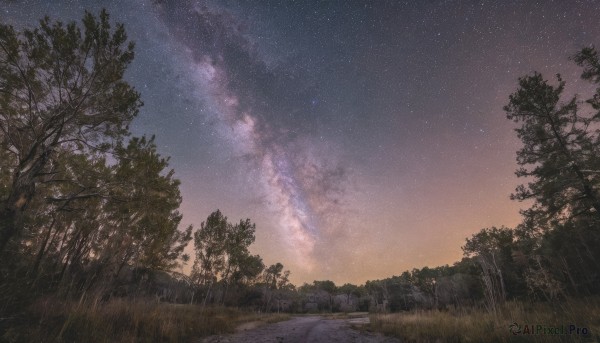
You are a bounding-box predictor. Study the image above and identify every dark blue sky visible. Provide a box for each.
[3,0,600,284]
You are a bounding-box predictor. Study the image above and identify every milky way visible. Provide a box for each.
[153,1,351,271]
[3,0,600,284]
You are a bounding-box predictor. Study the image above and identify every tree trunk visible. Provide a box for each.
[31,216,58,277]
[0,148,51,254]
[202,278,214,308]
[0,206,18,256]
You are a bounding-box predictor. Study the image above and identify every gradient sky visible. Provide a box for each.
[3,0,600,285]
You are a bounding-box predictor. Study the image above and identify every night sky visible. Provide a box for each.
[3,0,600,285]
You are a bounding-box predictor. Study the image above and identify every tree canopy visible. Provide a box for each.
[0,10,192,313]
[0,9,141,252]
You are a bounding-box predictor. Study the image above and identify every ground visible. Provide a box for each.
[200,315,400,343]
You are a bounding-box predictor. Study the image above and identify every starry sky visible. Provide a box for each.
[3,0,600,285]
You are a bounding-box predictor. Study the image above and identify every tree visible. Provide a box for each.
[0,10,142,253]
[191,210,270,306]
[312,280,337,311]
[103,136,192,273]
[23,150,110,279]
[18,136,192,292]
[192,210,227,304]
[365,279,390,312]
[504,46,600,298]
[338,283,363,299]
[463,227,516,313]
[504,60,600,230]
[261,262,291,311]
[573,47,600,109]
[220,218,256,303]
[231,253,264,285]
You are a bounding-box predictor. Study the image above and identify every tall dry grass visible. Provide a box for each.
[369,298,600,342]
[1,297,289,343]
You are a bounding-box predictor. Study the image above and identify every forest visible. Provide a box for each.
[1,9,600,343]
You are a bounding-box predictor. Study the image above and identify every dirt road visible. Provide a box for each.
[201,315,400,343]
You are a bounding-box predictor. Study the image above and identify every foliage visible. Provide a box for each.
[110,136,192,270]
[191,210,267,306]
[500,46,600,299]
[0,9,142,253]
[0,10,191,319]
[456,45,600,311]
[505,71,600,227]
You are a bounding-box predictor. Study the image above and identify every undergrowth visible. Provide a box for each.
[369,297,600,343]
[1,297,289,343]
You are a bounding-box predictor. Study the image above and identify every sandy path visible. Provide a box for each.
[201,315,400,343]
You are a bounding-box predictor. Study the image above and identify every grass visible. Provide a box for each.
[321,312,370,320]
[368,298,600,342]
[1,297,290,343]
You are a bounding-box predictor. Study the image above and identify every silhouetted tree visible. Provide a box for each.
[504,61,600,229]
[505,46,600,298]
[261,262,291,311]
[192,210,227,305]
[463,227,516,312]
[0,10,142,253]
[105,136,192,272]
[221,218,256,303]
